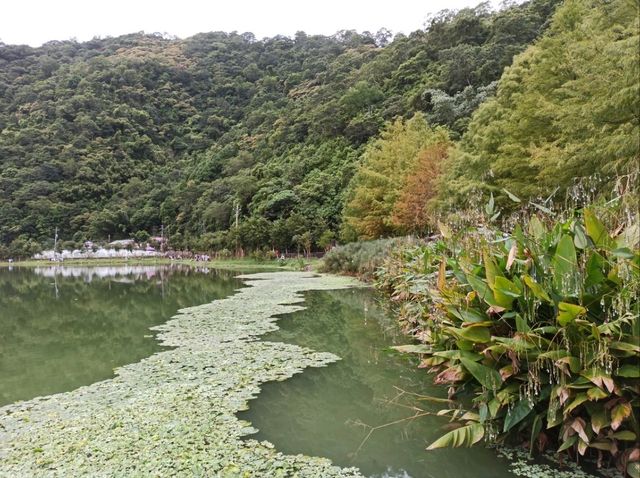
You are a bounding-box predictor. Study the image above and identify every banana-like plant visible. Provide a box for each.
[380,208,639,476]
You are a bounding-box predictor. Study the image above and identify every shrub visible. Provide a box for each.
[321,238,413,280]
[216,248,232,259]
[378,209,639,474]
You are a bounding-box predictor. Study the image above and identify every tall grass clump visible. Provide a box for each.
[376,199,639,476]
[321,238,417,280]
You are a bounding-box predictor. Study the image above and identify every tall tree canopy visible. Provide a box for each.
[440,0,640,206]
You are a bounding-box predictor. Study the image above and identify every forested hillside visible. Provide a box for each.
[0,0,560,257]
[342,0,639,240]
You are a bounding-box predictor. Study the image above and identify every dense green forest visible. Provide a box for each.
[0,0,637,259]
[0,0,562,257]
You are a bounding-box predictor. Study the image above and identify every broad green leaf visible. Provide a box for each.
[610,341,640,353]
[391,344,432,354]
[499,365,514,381]
[460,358,503,389]
[479,402,489,422]
[611,247,634,259]
[617,222,640,249]
[577,438,588,456]
[451,326,491,343]
[589,441,614,451]
[557,435,577,452]
[528,216,547,240]
[538,350,570,360]
[496,383,520,404]
[449,307,488,324]
[503,400,534,433]
[584,252,605,288]
[483,250,503,289]
[616,364,640,377]
[628,462,640,478]
[488,398,501,418]
[494,276,522,297]
[581,368,615,393]
[485,193,495,216]
[557,302,587,326]
[533,325,559,335]
[590,408,607,434]
[515,314,530,333]
[557,356,581,374]
[553,235,578,297]
[584,209,611,248]
[611,430,636,441]
[502,188,521,203]
[573,223,589,249]
[531,201,553,214]
[608,266,622,284]
[466,274,495,305]
[456,339,475,351]
[493,336,537,351]
[587,387,608,401]
[565,392,589,414]
[427,422,484,450]
[523,275,552,302]
[492,276,521,309]
[433,350,483,362]
[514,224,526,246]
[547,401,562,428]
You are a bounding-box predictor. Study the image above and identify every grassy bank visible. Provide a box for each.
[0,256,322,271]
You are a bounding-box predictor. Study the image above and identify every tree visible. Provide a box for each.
[440,0,640,206]
[392,142,449,234]
[342,113,450,240]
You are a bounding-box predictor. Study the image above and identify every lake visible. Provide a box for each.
[0,266,514,477]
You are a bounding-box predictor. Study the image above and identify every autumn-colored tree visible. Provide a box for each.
[342,113,450,240]
[391,143,448,234]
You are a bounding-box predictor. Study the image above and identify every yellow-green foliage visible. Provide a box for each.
[342,113,451,240]
[441,0,640,204]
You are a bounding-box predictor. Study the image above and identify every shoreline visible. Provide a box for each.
[0,256,322,271]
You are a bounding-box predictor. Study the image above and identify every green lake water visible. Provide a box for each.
[0,264,241,406]
[241,288,515,478]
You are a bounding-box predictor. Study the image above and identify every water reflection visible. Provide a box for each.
[0,265,241,406]
[31,263,216,280]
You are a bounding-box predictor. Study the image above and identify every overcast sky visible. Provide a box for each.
[1,0,500,47]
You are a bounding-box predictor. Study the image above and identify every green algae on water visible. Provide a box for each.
[0,272,364,477]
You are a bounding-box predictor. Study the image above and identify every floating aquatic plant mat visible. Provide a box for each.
[0,272,364,477]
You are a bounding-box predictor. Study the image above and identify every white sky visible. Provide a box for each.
[1,0,500,47]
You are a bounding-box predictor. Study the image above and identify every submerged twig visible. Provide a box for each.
[349,386,448,458]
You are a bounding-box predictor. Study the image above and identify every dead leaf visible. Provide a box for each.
[506,244,518,270]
